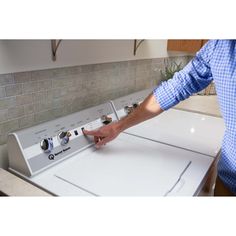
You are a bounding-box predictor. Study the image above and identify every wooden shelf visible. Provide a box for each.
[167,40,208,53]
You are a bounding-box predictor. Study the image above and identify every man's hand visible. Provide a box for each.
[83,122,122,148]
[83,93,163,148]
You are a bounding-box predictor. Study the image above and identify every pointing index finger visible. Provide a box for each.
[82,129,101,137]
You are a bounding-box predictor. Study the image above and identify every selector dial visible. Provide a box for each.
[124,103,139,115]
[40,138,54,153]
[124,105,133,115]
[58,131,71,145]
[100,115,112,125]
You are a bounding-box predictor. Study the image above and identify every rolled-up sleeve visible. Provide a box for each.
[153,40,218,110]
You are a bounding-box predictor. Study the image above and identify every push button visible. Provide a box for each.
[74,130,78,136]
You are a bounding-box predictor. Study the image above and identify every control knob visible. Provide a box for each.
[132,103,139,108]
[124,103,139,115]
[124,105,133,115]
[40,138,54,153]
[58,131,71,145]
[100,115,112,125]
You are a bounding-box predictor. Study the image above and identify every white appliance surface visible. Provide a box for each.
[116,108,224,157]
[31,133,213,196]
[7,96,216,196]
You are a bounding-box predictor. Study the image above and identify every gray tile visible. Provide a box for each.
[7,106,24,120]
[33,91,50,102]
[67,66,82,75]
[66,85,84,98]
[135,70,151,79]
[151,76,161,87]
[38,80,52,91]
[51,88,68,99]
[34,101,53,113]
[5,84,23,96]
[151,63,162,73]
[52,77,67,88]
[0,74,14,86]
[34,110,54,123]
[14,72,31,83]
[135,64,149,74]
[19,114,35,128]
[0,87,6,98]
[127,66,136,78]
[118,67,129,78]
[77,72,89,82]
[135,79,150,91]
[22,81,39,93]
[0,57,185,131]
[46,90,54,101]
[117,61,129,69]
[68,75,82,88]
[53,66,82,78]
[50,106,67,118]
[0,97,16,110]
[150,68,161,80]
[65,76,80,87]
[64,102,72,113]
[0,119,19,135]
[140,59,152,65]
[16,94,34,105]
[83,64,101,72]
[128,60,138,67]
[51,98,65,108]
[81,64,95,73]
[151,58,164,64]
[31,69,55,81]
[0,134,7,145]
[0,109,8,122]
[70,97,84,112]
[23,103,34,115]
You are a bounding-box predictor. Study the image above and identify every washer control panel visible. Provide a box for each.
[111,88,152,119]
[8,102,117,177]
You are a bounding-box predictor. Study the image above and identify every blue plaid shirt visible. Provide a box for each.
[154,40,236,194]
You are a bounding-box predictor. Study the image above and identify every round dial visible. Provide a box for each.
[124,105,133,115]
[58,131,71,145]
[40,138,53,153]
[100,115,112,125]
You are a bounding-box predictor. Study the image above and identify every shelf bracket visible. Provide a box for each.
[133,39,144,56]
[51,40,62,61]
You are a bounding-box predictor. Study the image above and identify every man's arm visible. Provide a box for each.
[154,40,217,110]
[83,93,163,148]
[83,40,218,148]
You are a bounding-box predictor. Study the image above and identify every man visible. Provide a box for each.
[83,40,236,196]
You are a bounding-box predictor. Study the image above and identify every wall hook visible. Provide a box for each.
[133,39,144,56]
[51,40,62,61]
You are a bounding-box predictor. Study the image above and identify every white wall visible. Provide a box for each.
[0,40,188,74]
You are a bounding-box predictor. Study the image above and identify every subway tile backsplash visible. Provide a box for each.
[0,56,190,145]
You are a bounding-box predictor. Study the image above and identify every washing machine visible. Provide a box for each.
[110,89,225,195]
[7,101,213,196]
[111,89,225,157]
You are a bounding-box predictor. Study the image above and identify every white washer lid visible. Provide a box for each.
[55,133,195,196]
[123,109,224,157]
